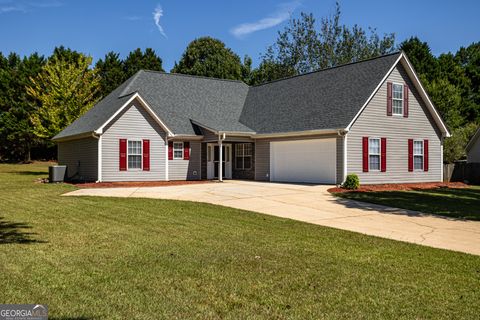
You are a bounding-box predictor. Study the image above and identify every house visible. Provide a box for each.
[466,127,480,163]
[53,51,450,185]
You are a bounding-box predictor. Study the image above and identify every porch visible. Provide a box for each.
[200,140,255,181]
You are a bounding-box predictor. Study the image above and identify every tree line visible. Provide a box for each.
[0,2,478,162]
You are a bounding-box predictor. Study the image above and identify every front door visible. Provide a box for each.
[207,143,232,179]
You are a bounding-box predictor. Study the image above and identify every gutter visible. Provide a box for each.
[253,129,341,139]
[52,131,94,142]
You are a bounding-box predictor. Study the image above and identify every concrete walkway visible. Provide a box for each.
[64,180,480,256]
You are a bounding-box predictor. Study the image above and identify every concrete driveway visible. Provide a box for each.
[65,180,480,256]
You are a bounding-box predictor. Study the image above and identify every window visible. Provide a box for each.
[173,142,183,159]
[413,140,424,170]
[128,140,142,169]
[207,145,212,162]
[392,83,403,115]
[235,143,252,170]
[369,138,380,171]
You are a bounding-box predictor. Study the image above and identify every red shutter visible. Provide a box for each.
[404,84,409,118]
[387,82,393,116]
[408,139,414,172]
[143,139,150,171]
[184,142,190,160]
[168,142,173,160]
[119,139,127,171]
[381,138,387,172]
[424,139,429,172]
[362,137,369,172]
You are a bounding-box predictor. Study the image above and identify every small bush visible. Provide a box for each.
[343,174,360,190]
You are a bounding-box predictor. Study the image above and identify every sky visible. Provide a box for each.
[0,0,479,71]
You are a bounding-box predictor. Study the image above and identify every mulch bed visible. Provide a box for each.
[70,180,212,188]
[328,182,469,193]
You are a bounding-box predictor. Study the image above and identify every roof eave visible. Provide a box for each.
[400,53,451,138]
[52,131,96,142]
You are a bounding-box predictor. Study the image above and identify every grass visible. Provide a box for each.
[0,162,479,319]
[334,186,480,221]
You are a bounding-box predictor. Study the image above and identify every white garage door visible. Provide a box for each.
[270,138,336,184]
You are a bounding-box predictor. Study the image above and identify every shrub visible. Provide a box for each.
[343,174,360,190]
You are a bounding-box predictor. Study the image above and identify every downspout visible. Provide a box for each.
[440,134,444,182]
[338,129,349,185]
[91,132,102,183]
[165,135,170,181]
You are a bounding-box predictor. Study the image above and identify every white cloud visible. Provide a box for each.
[0,0,62,14]
[0,2,25,14]
[153,5,167,38]
[0,6,24,13]
[231,1,300,38]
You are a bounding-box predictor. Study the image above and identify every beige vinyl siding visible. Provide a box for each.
[255,140,270,181]
[101,101,167,182]
[168,141,201,180]
[347,64,442,184]
[255,134,342,184]
[58,137,98,181]
[467,139,480,163]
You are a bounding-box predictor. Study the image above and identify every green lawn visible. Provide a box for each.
[1,163,479,319]
[334,186,480,221]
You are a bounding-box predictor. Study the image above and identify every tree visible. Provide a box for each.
[171,37,245,80]
[249,59,295,85]
[400,37,438,81]
[123,48,163,79]
[267,12,321,74]
[95,51,125,97]
[424,77,463,129]
[0,52,45,161]
[455,43,480,123]
[27,54,100,140]
[241,55,253,84]
[258,2,396,81]
[444,123,478,163]
[51,46,84,67]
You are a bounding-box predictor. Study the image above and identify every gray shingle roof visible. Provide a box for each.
[54,52,401,140]
[53,79,135,140]
[240,52,400,133]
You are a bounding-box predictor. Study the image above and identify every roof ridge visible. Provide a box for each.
[119,70,144,97]
[252,51,401,88]
[141,69,248,85]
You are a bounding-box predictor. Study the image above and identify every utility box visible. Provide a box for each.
[49,165,67,183]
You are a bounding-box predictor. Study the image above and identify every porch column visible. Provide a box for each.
[218,134,223,182]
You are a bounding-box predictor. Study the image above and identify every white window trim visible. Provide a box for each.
[392,82,404,116]
[173,142,184,160]
[127,139,142,171]
[413,139,424,171]
[235,143,252,170]
[368,138,381,172]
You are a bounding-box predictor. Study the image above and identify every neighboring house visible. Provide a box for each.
[466,127,480,163]
[53,51,450,185]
